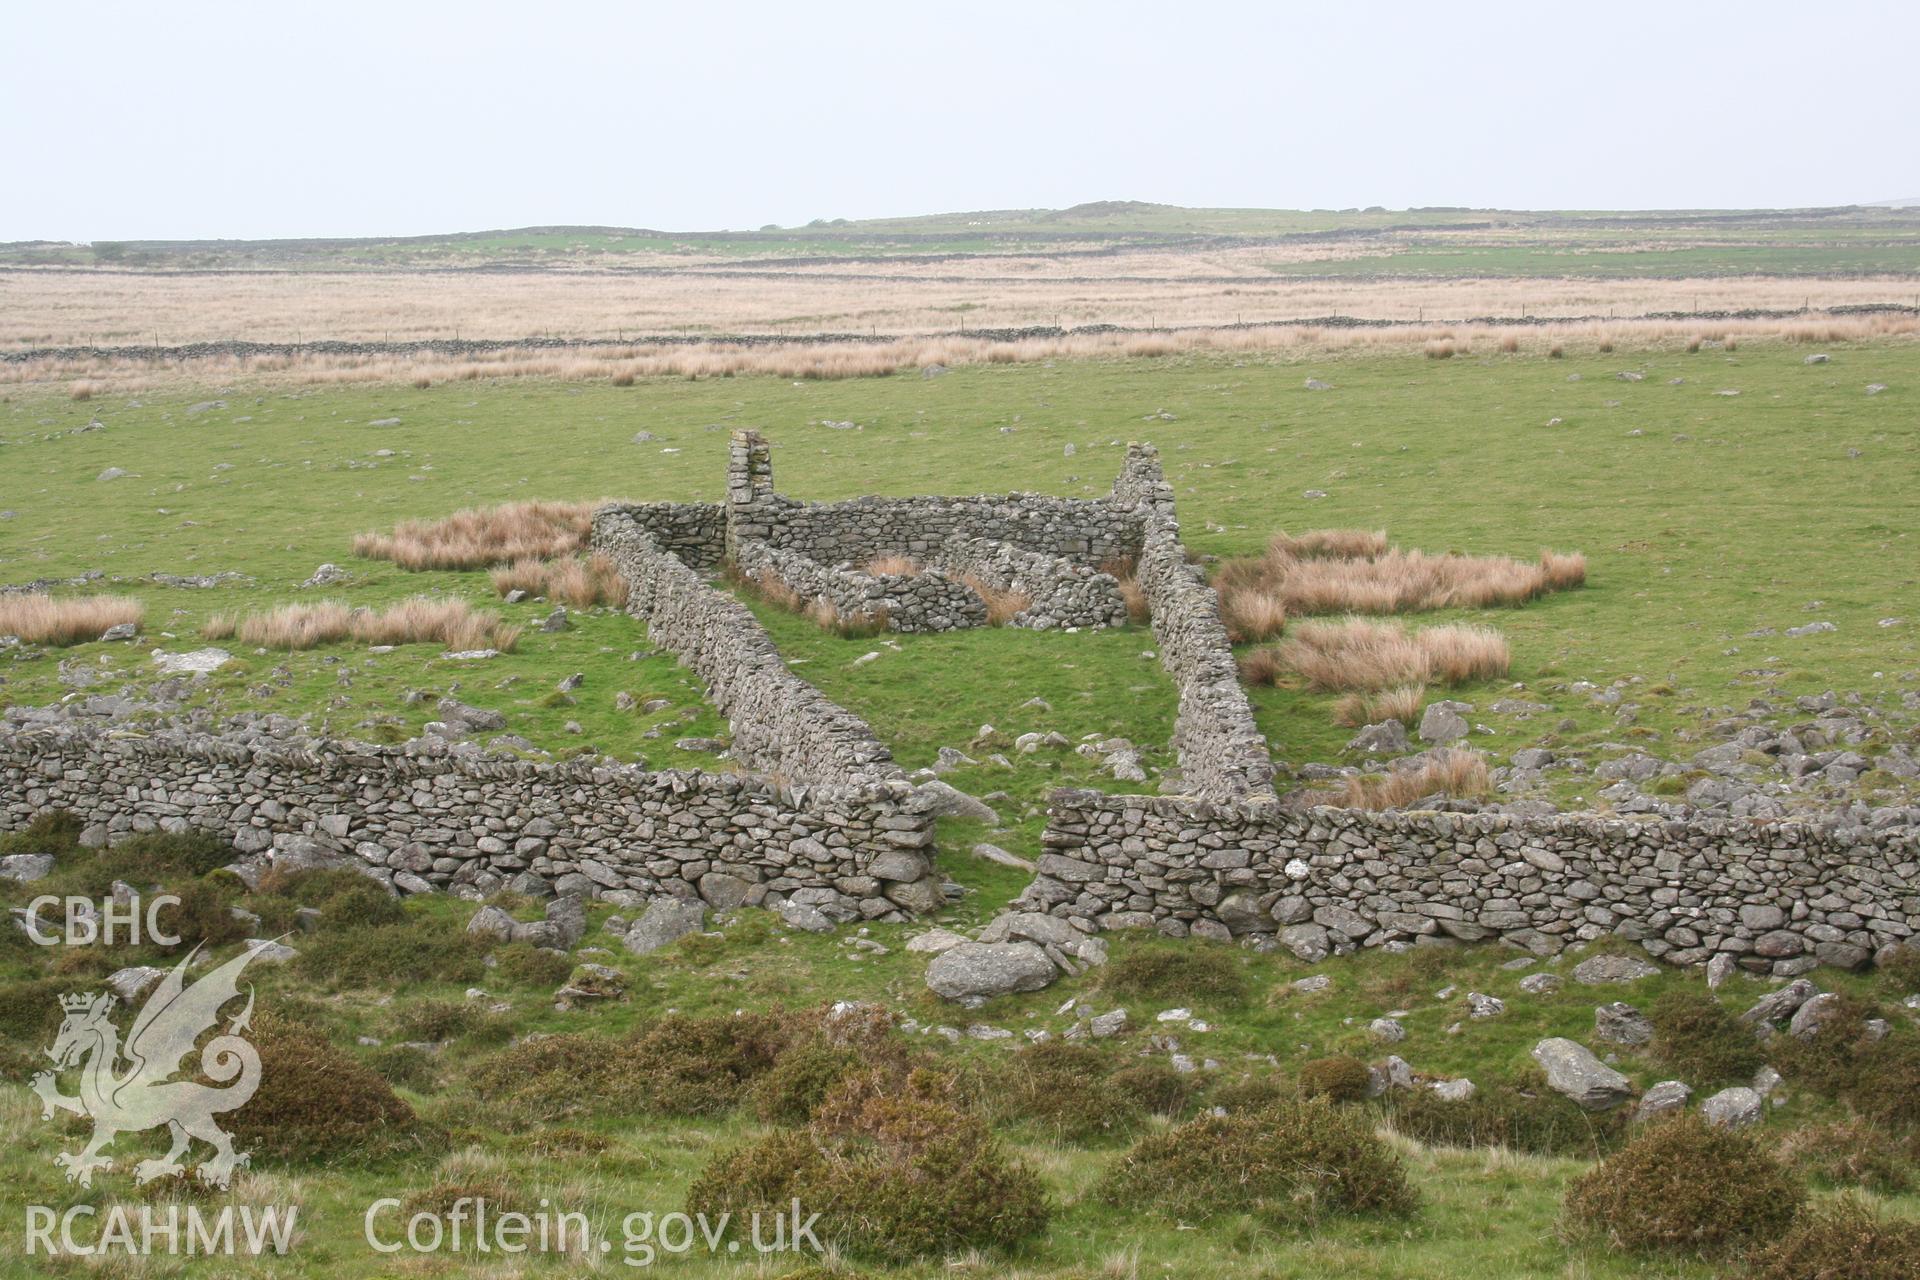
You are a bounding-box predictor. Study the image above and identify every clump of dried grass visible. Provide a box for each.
[354,500,607,571]
[1342,749,1491,809]
[1220,590,1287,644]
[1332,685,1426,728]
[1276,618,1509,691]
[1098,558,1150,625]
[205,597,519,652]
[954,574,1034,626]
[0,594,144,646]
[488,553,627,608]
[1237,647,1286,687]
[1215,530,1584,620]
[803,599,889,638]
[863,554,920,577]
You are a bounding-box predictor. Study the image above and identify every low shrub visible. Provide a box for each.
[231,1013,419,1162]
[1388,1082,1626,1158]
[995,1041,1137,1139]
[750,1039,859,1124]
[490,943,575,989]
[363,1043,439,1092]
[467,1033,617,1121]
[1764,992,1885,1099]
[390,999,503,1045]
[253,867,405,929]
[294,917,486,989]
[1777,1119,1914,1194]
[1740,1197,1920,1280]
[625,1011,796,1115]
[1100,942,1250,1005]
[0,810,84,856]
[0,977,69,1041]
[688,1070,1049,1263]
[1298,1055,1372,1103]
[1100,1097,1416,1226]
[1650,989,1765,1086]
[1209,1073,1294,1114]
[1561,1116,1802,1257]
[1111,1060,1201,1118]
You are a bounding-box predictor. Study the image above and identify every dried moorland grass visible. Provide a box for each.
[353,500,608,571]
[1098,558,1150,625]
[863,554,920,577]
[488,553,627,608]
[953,573,1034,626]
[1215,533,1586,621]
[1277,618,1510,691]
[1342,749,1491,809]
[1220,590,1287,644]
[205,597,519,652]
[1332,685,1426,728]
[0,594,144,646]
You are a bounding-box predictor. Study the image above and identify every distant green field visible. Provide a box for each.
[1266,242,1920,278]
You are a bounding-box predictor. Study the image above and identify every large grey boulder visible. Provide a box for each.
[1635,1080,1692,1122]
[912,780,999,823]
[1571,953,1660,985]
[1418,702,1470,744]
[465,905,516,943]
[543,895,587,950]
[1740,978,1819,1026]
[1700,1086,1763,1129]
[106,966,167,1000]
[926,942,1057,1004]
[0,853,54,883]
[1594,1002,1654,1046]
[623,898,707,955]
[1347,720,1410,755]
[1532,1037,1634,1110]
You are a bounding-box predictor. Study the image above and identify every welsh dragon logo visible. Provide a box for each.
[32,942,270,1189]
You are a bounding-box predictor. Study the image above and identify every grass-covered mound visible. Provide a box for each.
[1097,940,1250,1005]
[688,1067,1050,1263]
[1648,989,1766,1086]
[229,1012,420,1163]
[1099,1096,1416,1227]
[1389,1080,1627,1158]
[1562,1116,1802,1257]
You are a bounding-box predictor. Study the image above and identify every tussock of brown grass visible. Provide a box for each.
[1424,339,1455,359]
[1342,749,1491,809]
[1332,685,1426,728]
[1220,590,1287,644]
[488,553,627,608]
[1276,618,1509,691]
[1269,529,1390,560]
[354,500,607,571]
[1237,647,1286,687]
[0,594,144,646]
[863,554,920,577]
[69,380,93,401]
[803,598,889,638]
[955,574,1034,626]
[1098,558,1150,625]
[1538,550,1586,591]
[206,597,519,652]
[1216,531,1584,620]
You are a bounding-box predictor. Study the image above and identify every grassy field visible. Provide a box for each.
[3,341,1919,1277]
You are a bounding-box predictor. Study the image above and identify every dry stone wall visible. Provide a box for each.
[602,501,727,572]
[593,508,903,785]
[734,539,988,633]
[1027,789,1920,975]
[929,537,1129,631]
[1114,445,1279,805]
[0,724,943,918]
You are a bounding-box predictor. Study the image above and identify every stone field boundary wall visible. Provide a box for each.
[0,724,944,917]
[1026,789,1920,975]
[592,509,903,786]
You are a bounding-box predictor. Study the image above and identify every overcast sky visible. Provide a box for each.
[6,0,1914,242]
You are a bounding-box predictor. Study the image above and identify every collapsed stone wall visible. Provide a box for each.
[0,724,944,918]
[593,508,903,785]
[929,537,1129,631]
[1113,445,1279,805]
[734,539,988,633]
[1026,789,1920,975]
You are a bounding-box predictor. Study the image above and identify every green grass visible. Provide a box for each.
[4,339,1915,814]
[4,334,1920,1275]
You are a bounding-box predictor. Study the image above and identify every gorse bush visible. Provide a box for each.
[1561,1116,1802,1257]
[1111,1059,1202,1119]
[1388,1082,1626,1158]
[231,1013,418,1162]
[994,1041,1138,1139]
[688,1067,1049,1263]
[1740,1197,1920,1280]
[1650,989,1765,1086]
[1776,1119,1915,1194]
[1297,1055,1373,1103]
[1100,1097,1416,1227]
[626,1011,796,1115]
[1100,941,1250,1005]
